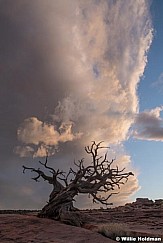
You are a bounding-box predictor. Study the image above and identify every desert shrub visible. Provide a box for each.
[97,223,129,241]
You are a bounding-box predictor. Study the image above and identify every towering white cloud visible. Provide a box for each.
[46,0,153,144]
[16,0,153,206]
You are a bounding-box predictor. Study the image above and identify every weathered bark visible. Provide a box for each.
[38,185,85,226]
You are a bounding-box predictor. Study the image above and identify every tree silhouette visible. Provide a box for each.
[23,141,134,226]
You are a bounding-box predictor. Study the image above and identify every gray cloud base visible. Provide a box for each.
[134,107,163,141]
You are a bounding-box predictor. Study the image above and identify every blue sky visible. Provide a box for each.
[127,0,163,201]
[139,0,163,111]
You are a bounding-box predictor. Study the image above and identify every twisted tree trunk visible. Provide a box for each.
[38,185,84,226]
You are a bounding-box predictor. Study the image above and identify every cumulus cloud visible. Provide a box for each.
[34,0,153,146]
[133,106,163,141]
[16,117,82,157]
[15,0,153,206]
[16,0,153,149]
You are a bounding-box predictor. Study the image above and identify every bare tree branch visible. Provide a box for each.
[23,141,134,224]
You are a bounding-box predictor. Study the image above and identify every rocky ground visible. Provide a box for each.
[0,214,115,243]
[0,198,163,242]
[83,198,163,241]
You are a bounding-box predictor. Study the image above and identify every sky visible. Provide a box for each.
[0,0,162,210]
[126,0,163,201]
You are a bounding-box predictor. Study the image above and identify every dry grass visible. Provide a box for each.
[97,222,129,240]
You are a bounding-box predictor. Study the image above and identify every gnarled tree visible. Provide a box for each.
[23,141,134,226]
